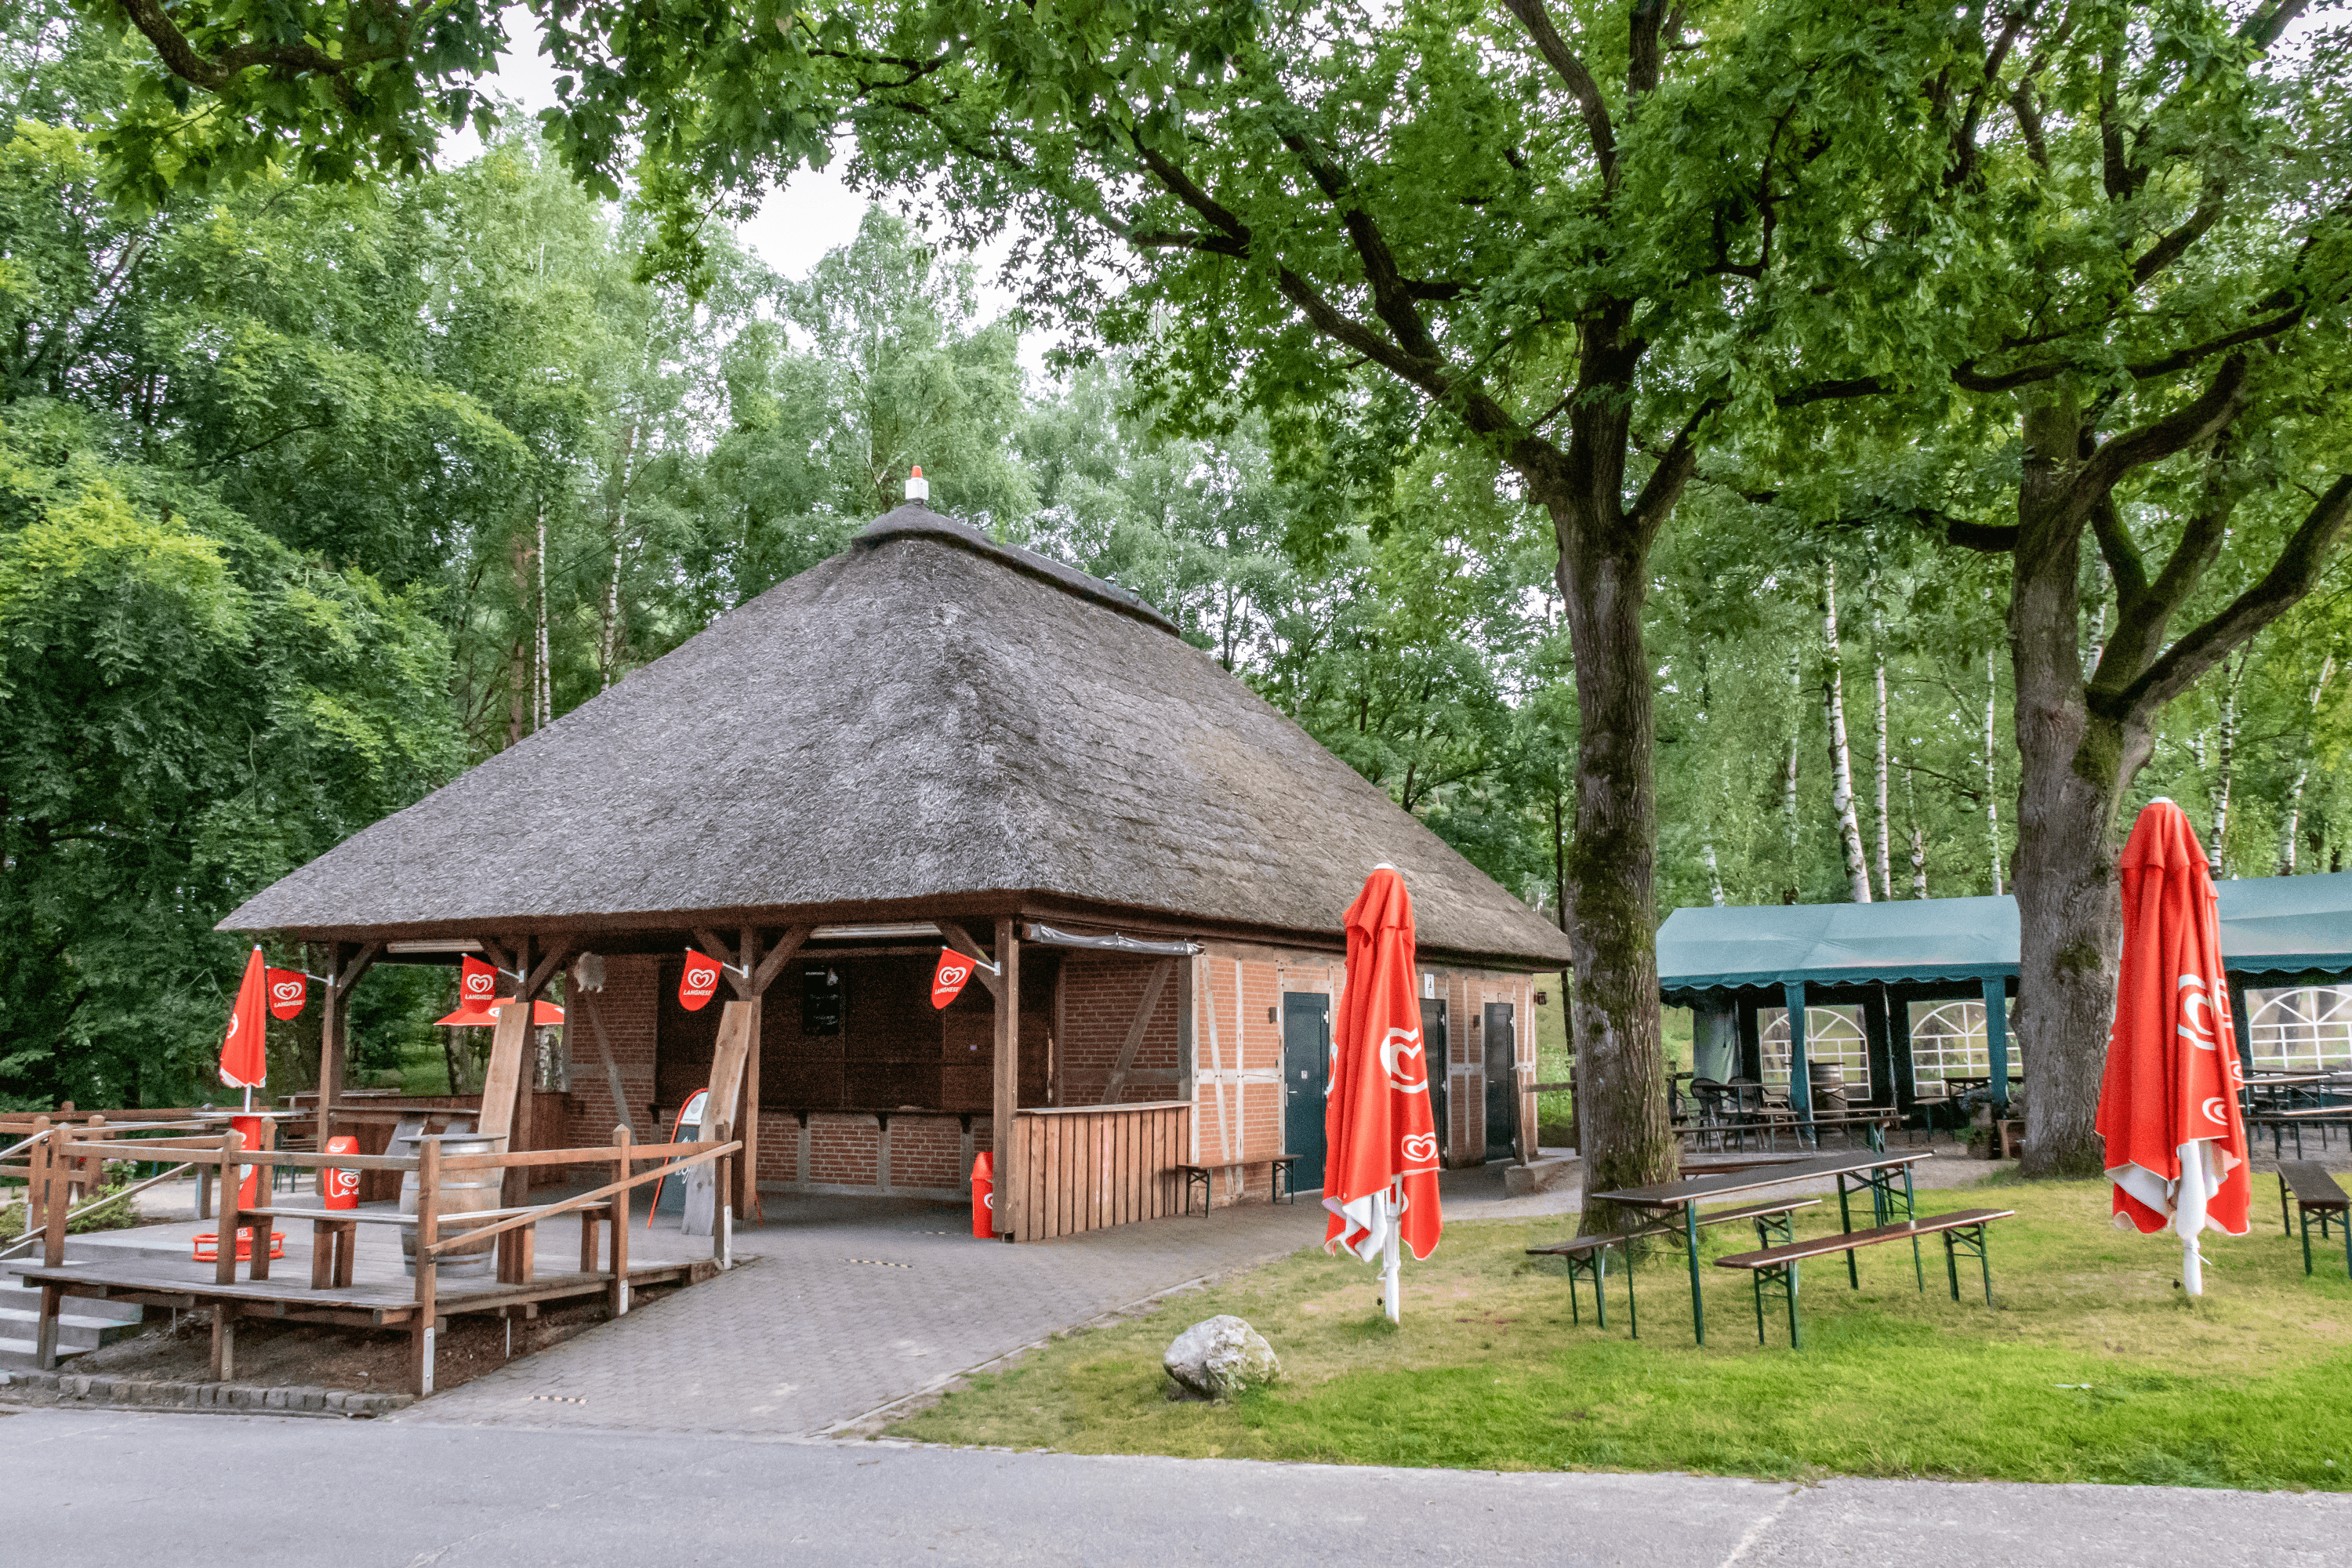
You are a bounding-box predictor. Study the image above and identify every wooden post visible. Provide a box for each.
[411,1134,439,1397]
[993,916,1022,1241]
[714,1120,734,1272]
[213,1129,242,1288]
[247,1117,275,1281]
[314,940,379,1178]
[36,1283,64,1372]
[695,926,807,1226]
[34,1117,64,1269]
[608,1125,631,1317]
[209,1303,235,1382]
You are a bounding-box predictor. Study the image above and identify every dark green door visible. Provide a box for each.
[1282,993,1331,1190]
[1484,1003,1517,1162]
[1421,997,1449,1160]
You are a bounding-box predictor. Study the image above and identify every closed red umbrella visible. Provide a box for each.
[217,946,269,1097]
[434,998,566,1027]
[2097,799,2251,1294]
[1323,865,1443,1320]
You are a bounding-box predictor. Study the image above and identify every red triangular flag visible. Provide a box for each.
[680,950,724,1012]
[459,954,499,1013]
[265,967,308,1021]
[931,949,978,1010]
[218,948,269,1091]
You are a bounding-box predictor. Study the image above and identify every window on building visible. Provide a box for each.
[1906,1000,2020,1097]
[2245,986,2352,1073]
[802,965,844,1036]
[1758,1006,1869,1097]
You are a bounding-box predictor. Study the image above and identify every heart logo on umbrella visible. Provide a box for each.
[1379,1026,1428,1093]
[1400,1133,1439,1166]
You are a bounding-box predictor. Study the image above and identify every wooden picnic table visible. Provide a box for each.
[1593,1147,1938,1346]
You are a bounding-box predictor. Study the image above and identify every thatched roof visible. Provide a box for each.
[220,506,1572,967]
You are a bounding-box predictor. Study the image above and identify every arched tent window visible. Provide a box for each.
[2245,986,2352,1074]
[1758,1006,1868,1096]
[1907,1000,2020,1098]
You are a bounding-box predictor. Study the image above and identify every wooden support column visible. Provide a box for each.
[993,916,1022,1241]
[695,926,808,1225]
[212,1128,242,1288]
[313,939,380,1162]
[608,1125,631,1317]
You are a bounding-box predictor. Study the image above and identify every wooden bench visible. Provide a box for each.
[1178,1156,1296,1217]
[1714,1208,2016,1348]
[2277,1162,2350,1277]
[1526,1200,1820,1338]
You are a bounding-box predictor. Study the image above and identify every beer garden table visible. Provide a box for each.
[1592,1149,1938,1345]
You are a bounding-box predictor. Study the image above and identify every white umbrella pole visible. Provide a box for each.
[2176,1140,2209,1297]
[1381,1184,1403,1323]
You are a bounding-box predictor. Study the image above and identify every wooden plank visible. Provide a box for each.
[247,1118,276,1281]
[475,991,535,1145]
[1041,1114,1060,1240]
[938,921,1003,1000]
[213,1132,241,1288]
[703,997,760,1182]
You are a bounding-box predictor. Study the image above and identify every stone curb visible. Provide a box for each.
[0,1367,412,1417]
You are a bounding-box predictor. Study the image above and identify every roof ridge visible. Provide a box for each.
[857,503,1181,637]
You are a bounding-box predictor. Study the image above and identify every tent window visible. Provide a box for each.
[2245,986,2352,1073]
[1905,1000,2020,1094]
[1758,1006,1869,1097]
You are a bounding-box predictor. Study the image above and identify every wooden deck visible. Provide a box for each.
[12,1255,714,1330]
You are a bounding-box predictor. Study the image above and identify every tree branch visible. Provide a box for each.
[1500,0,1617,190]
[2111,475,2352,720]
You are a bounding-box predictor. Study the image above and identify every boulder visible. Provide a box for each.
[1163,1315,1280,1399]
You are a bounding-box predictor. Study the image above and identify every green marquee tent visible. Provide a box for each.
[1656,873,2352,1114]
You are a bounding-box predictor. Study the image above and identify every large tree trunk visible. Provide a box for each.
[2010,401,2142,1178]
[1545,499,1675,1231]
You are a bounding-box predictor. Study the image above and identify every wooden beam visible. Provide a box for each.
[476,934,534,1174]
[938,920,1003,1000]
[751,926,812,994]
[575,992,634,1140]
[1100,959,1174,1106]
[692,928,750,1000]
[993,916,1022,1240]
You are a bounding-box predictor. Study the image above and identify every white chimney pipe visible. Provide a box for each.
[905,466,929,503]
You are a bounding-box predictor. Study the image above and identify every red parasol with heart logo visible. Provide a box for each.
[2096,798,2251,1295]
[217,946,269,1094]
[1323,865,1443,1320]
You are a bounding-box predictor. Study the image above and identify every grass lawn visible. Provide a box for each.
[885,1173,2352,1489]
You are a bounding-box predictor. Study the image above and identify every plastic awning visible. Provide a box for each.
[1657,871,2352,996]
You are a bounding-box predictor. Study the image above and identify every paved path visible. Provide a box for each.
[398,1191,1315,1436]
[5,1407,2343,1566]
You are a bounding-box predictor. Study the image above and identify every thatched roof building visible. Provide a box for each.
[221,504,1569,967]
[226,500,1565,1242]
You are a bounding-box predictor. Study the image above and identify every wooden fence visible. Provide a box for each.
[1011,1102,1190,1242]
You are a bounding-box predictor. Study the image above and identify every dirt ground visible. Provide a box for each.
[58,1281,693,1395]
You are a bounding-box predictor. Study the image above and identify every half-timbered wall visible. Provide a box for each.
[1054,954,1182,1105]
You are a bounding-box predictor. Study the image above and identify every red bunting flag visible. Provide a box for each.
[265,968,308,1021]
[459,954,499,1013]
[217,947,269,1091]
[680,949,724,1012]
[931,949,978,1010]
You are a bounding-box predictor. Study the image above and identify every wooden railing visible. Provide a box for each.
[13,1118,739,1396]
[1011,1102,1190,1242]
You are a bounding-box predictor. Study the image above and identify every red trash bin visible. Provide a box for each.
[323,1134,361,1210]
[971,1152,994,1239]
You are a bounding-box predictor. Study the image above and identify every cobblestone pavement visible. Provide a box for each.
[394,1192,1317,1436]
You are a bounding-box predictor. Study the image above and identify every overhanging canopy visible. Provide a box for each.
[1658,872,2352,999]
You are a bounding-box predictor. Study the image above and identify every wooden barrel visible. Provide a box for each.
[1806,1060,1849,1115]
[396,1127,499,1280]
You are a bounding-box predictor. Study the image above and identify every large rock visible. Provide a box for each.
[1163,1315,1280,1399]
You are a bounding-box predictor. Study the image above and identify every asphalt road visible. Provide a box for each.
[5,1406,2347,1566]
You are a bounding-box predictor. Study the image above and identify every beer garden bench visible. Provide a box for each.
[1713,1207,2016,1348]
[1525,1198,1820,1338]
[2276,1160,2350,1277]
[1178,1156,1297,1217]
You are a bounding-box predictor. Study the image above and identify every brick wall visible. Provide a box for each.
[562,954,659,1145]
[747,1109,985,1200]
[1056,954,1182,1105]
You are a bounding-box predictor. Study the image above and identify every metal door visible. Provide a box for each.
[1282,993,1331,1190]
[1484,1003,1517,1162]
[1421,997,1449,1158]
